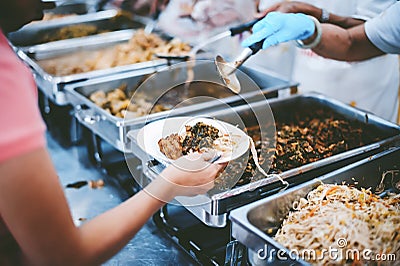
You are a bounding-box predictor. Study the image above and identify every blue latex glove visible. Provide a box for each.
[241,12,315,49]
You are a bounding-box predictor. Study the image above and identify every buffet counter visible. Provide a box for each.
[11,6,398,265]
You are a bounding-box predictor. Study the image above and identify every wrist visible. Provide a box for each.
[144,175,177,203]
[320,8,330,23]
[295,15,322,49]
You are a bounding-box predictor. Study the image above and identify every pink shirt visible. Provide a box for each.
[0,30,46,162]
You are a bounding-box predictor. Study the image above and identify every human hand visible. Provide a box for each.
[241,12,315,49]
[147,152,225,202]
[257,1,319,18]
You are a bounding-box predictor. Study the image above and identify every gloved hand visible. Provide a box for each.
[241,12,315,49]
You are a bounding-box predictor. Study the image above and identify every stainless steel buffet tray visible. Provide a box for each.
[137,93,400,227]
[230,146,400,265]
[16,26,176,105]
[67,61,296,152]
[42,2,91,15]
[8,9,146,47]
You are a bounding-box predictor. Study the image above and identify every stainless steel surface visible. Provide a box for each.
[42,2,89,15]
[230,147,400,266]
[8,10,145,48]
[16,27,170,105]
[24,28,136,58]
[45,132,196,265]
[215,45,259,84]
[215,55,241,94]
[192,31,231,55]
[68,61,296,153]
[138,93,400,227]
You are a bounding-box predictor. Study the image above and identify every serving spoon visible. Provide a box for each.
[214,40,264,94]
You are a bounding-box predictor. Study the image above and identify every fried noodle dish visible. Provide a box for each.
[274,184,400,265]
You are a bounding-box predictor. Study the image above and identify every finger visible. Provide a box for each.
[216,162,228,171]
[251,19,267,33]
[242,28,275,47]
[210,164,226,180]
[262,35,280,49]
[200,150,218,162]
[252,11,281,32]
[174,153,210,172]
[205,163,222,176]
[258,2,280,14]
[199,181,215,193]
[241,27,275,47]
[254,12,267,19]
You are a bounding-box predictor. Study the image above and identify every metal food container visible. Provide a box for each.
[8,9,146,47]
[137,93,400,227]
[67,61,296,153]
[229,146,399,265]
[43,2,91,15]
[15,24,181,105]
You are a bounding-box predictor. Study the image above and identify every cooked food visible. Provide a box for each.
[43,24,103,42]
[274,184,400,265]
[213,109,380,190]
[158,133,183,160]
[89,83,170,118]
[158,122,233,160]
[270,118,363,171]
[39,29,191,76]
[182,122,220,155]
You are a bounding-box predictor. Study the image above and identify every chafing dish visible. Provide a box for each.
[10,10,171,106]
[230,146,399,265]
[8,9,146,48]
[67,61,296,153]
[135,93,400,227]
[17,30,168,105]
[43,2,90,15]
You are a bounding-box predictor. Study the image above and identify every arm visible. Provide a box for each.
[259,1,364,28]
[241,12,385,62]
[0,148,222,265]
[312,23,384,61]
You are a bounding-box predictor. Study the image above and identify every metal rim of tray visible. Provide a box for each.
[229,146,400,266]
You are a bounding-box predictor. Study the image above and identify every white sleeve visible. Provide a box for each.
[353,0,397,20]
[364,2,400,54]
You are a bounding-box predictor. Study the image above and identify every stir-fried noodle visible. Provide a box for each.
[275,184,400,265]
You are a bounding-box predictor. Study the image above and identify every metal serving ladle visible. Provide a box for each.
[155,18,264,94]
[215,40,264,94]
